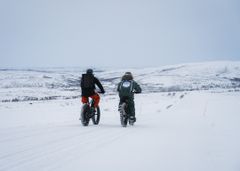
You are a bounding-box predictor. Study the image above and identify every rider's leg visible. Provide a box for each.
[80,96,89,120]
[128,99,136,121]
[81,96,89,104]
[118,98,124,111]
[90,93,100,108]
[118,96,128,111]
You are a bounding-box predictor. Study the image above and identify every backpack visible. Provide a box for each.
[119,80,133,97]
[82,74,94,88]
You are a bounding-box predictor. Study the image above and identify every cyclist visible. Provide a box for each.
[117,72,142,123]
[80,69,105,111]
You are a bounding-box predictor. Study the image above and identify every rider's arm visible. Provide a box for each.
[133,81,142,93]
[117,82,121,92]
[94,77,105,93]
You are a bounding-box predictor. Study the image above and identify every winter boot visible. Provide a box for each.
[129,116,136,125]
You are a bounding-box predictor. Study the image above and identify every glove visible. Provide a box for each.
[100,90,105,94]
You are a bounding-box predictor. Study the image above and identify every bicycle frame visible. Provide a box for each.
[80,98,100,126]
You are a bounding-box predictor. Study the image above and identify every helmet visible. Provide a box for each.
[125,72,132,75]
[86,68,93,74]
[122,71,133,80]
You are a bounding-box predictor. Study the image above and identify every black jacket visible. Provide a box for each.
[80,74,105,97]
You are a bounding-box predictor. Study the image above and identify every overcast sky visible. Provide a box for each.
[0,0,240,68]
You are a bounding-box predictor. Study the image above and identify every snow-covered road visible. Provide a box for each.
[0,91,240,171]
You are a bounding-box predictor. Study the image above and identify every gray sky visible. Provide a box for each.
[0,0,240,68]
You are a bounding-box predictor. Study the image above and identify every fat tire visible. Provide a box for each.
[92,106,100,125]
[120,103,128,127]
[81,104,90,126]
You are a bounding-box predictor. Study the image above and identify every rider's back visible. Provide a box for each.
[117,72,141,99]
[81,73,97,97]
[81,74,95,89]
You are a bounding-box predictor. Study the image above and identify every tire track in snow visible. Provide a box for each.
[0,126,130,171]
[45,127,137,171]
[0,121,79,142]
[0,129,101,170]
[0,125,95,160]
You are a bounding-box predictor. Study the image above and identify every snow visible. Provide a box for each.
[0,61,240,170]
[0,91,240,171]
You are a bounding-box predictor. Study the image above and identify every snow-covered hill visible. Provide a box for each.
[1,61,240,103]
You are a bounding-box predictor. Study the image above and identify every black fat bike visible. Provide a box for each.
[80,99,100,126]
[118,98,135,127]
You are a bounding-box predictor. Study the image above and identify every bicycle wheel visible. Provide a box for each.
[81,104,90,126]
[119,103,128,127]
[92,106,100,125]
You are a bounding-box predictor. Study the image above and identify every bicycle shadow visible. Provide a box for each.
[61,120,150,129]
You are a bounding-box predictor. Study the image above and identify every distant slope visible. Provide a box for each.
[0,61,240,102]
